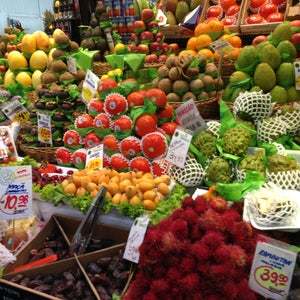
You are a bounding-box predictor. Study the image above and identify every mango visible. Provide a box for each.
[34,31,50,51]
[7,51,28,71]
[32,70,42,88]
[16,72,32,87]
[21,34,36,57]
[4,69,15,87]
[29,50,48,71]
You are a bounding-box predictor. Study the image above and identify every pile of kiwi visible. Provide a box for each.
[155,55,223,103]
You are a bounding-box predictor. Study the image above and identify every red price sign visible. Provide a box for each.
[0,193,29,216]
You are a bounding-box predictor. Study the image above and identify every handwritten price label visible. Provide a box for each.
[1,99,29,124]
[37,112,52,145]
[14,111,29,124]
[86,144,103,170]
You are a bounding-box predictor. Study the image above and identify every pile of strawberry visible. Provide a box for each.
[55,82,178,174]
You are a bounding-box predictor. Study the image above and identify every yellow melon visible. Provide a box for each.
[21,34,36,57]
[4,69,15,87]
[29,50,48,71]
[34,31,50,51]
[16,72,32,87]
[7,51,28,71]
[32,70,42,88]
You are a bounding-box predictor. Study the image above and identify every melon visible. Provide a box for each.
[7,51,28,71]
[29,50,48,71]
[21,34,36,57]
[32,70,42,88]
[34,31,50,51]
[16,72,32,87]
[4,69,15,87]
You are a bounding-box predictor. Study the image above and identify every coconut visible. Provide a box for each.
[173,80,189,96]
[70,41,79,51]
[52,49,65,59]
[158,78,172,94]
[190,79,204,95]
[41,71,57,84]
[59,72,75,82]
[51,60,67,73]
[158,65,169,78]
[169,67,181,81]
[75,69,86,81]
[167,93,181,102]
[54,32,70,47]
[183,92,196,102]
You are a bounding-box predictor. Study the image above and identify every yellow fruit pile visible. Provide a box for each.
[62,168,171,211]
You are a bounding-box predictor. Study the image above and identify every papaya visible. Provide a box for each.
[34,31,50,51]
[21,34,36,57]
[7,51,28,71]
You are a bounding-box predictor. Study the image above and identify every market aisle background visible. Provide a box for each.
[0,0,53,33]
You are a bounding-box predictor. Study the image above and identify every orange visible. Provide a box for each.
[228,36,242,48]
[187,37,199,51]
[198,49,214,59]
[196,34,213,50]
[226,47,241,60]
[194,22,209,36]
[179,49,197,59]
[207,19,224,34]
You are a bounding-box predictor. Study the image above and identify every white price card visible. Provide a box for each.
[0,166,32,220]
[209,39,233,55]
[176,99,207,133]
[294,61,300,91]
[37,112,52,145]
[165,127,192,168]
[67,57,77,74]
[1,99,29,124]
[249,239,298,300]
[192,188,208,200]
[157,9,167,26]
[86,144,103,170]
[123,215,149,263]
[81,70,100,103]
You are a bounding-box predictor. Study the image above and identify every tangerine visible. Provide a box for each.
[187,37,199,51]
[196,34,213,50]
[194,22,209,36]
[198,49,214,59]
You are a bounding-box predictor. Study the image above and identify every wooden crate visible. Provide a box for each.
[240,0,292,35]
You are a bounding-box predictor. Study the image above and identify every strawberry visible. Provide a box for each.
[84,132,101,148]
[112,115,133,132]
[130,156,151,173]
[158,104,174,119]
[75,114,94,128]
[120,137,141,158]
[104,93,128,116]
[93,113,111,129]
[102,134,119,153]
[110,153,129,171]
[88,99,104,116]
[141,131,168,160]
[55,147,72,166]
[103,154,111,168]
[135,114,157,137]
[160,122,177,136]
[146,88,167,107]
[63,130,81,148]
[127,91,145,107]
[71,149,87,169]
[98,78,117,92]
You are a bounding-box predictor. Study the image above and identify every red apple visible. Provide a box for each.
[169,43,179,53]
[137,44,149,54]
[158,55,167,63]
[250,0,266,11]
[128,44,138,52]
[291,33,300,51]
[290,20,300,28]
[133,20,146,34]
[222,16,236,26]
[162,42,169,53]
[226,4,240,16]
[150,42,163,55]
[141,8,155,23]
[271,0,286,7]
[220,0,236,11]
[156,32,164,43]
[147,21,159,32]
[259,3,277,19]
[145,54,158,64]
[267,12,283,22]
[140,31,154,43]
[130,33,138,43]
[246,14,265,24]
[252,35,267,46]
[207,6,223,19]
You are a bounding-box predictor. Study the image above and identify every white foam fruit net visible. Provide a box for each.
[278,110,300,135]
[169,156,204,187]
[246,183,297,226]
[266,169,300,190]
[271,142,286,156]
[257,117,287,143]
[233,91,273,123]
[206,121,221,138]
[0,243,16,268]
[236,168,246,182]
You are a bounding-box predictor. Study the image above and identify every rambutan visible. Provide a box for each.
[170,219,189,240]
[191,242,210,261]
[151,279,169,294]
[237,279,258,300]
[160,232,183,253]
[206,295,222,300]
[167,267,182,281]
[197,262,210,275]
[230,222,254,242]
[182,208,199,225]
[190,223,204,241]
[208,196,228,212]
[194,197,209,215]
[143,291,158,300]
[201,231,225,250]
[209,264,231,279]
[170,208,185,220]
[181,256,196,273]
[182,196,194,208]
[180,273,200,291]
[200,209,224,231]
[215,244,247,267]
[222,281,239,299]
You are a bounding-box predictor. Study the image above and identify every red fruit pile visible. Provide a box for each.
[124,195,259,300]
[207,0,240,25]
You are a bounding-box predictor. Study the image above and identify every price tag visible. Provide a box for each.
[1,99,29,124]
[37,112,52,145]
[67,57,77,74]
[157,9,167,26]
[294,61,300,91]
[86,144,103,170]
[249,239,297,300]
[81,70,100,103]
[0,166,32,220]
[165,127,192,168]
[192,188,208,200]
[176,99,207,133]
[209,39,233,55]
[123,215,149,263]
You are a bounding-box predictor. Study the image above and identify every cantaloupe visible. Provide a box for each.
[34,31,50,51]
[32,70,42,88]
[16,72,32,87]
[21,34,36,57]
[7,51,28,70]
[4,69,15,87]
[29,50,48,71]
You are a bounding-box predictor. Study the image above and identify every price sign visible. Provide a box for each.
[1,99,29,124]
[67,57,77,74]
[249,240,297,300]
[0,166,32,220]
[192,188,208,200]
[86,144,103,170]
[157,9,167,26]
[165,127,192,168]
[37,112,52,145]
[176,99,207,133]
[294,61,300,91]
[81,70,100,103]
[123,215,149,263]
[209,39,233,55]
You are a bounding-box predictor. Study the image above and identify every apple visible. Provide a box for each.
[207,6,223,19]
[169,43,179,53]
[137,44,149,54]
[291,20,300,34]
[291,33,300,51]
[226,5,240,16]
[266,12,283,22]
[156,32,164,43]
[250,0,266,12]
[150,42,163,55]
[140,31,154,43]
[141,8,155,23]
[246,14,264,24]
[128,44,138,53]
[130,33,138,44]
[271,0,286,7]
[145,54,158,64]
[158,55,167,63]
[259,3,277,19]
[222,16,236,26]
[147,21,159,32]
[162,42,169,53]
[133,20,146,34]
[252,35,267,46]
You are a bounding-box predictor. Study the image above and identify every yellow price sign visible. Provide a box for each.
[86,158,102,170]
[14,110,29,124]
[38,127,51,143]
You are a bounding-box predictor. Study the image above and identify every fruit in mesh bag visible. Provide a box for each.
[193,130,217,158]
[267,154,300,173]
[206,157,232,184]
[239,151,266,175]
[257,117,287,142]
[223,126,252,156]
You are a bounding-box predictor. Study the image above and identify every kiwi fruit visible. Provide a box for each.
[158,78,172,94]
[52,49,65,59]
[198,91,209,101]
[41,71,57,84]
[202,75,215,91]
[152,78,159,88]
[70,41,79,51]
[51,60,67,73]
[190,79,204,95]
[59,72,75,82]
[169,67,181,81]
[166,56,179,69]
[183,92,196,102]
[172,80,189,96]
[81,38,95,50]
[75,69,86,81]
[214,78,224,90]
[54,33,70,47]
[205,63,218,78]
[158,65,169,79]
[167,93,181,102]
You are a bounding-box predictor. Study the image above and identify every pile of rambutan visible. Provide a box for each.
[124,195,260,300]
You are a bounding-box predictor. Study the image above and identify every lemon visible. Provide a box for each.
[114,68,123,76]
[107,70,115,78]
[101,74,109,80]
[114,43,127,54]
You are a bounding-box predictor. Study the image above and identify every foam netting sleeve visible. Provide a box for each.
[206,121,221,138]
[233,91,273,123]
[169,156,205,187]
[266,169,300,190]
[0,243,16,268]
[236,168,246,182]
[277,110,300,135]
[271,142,287,156]
[257,117,288,143]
